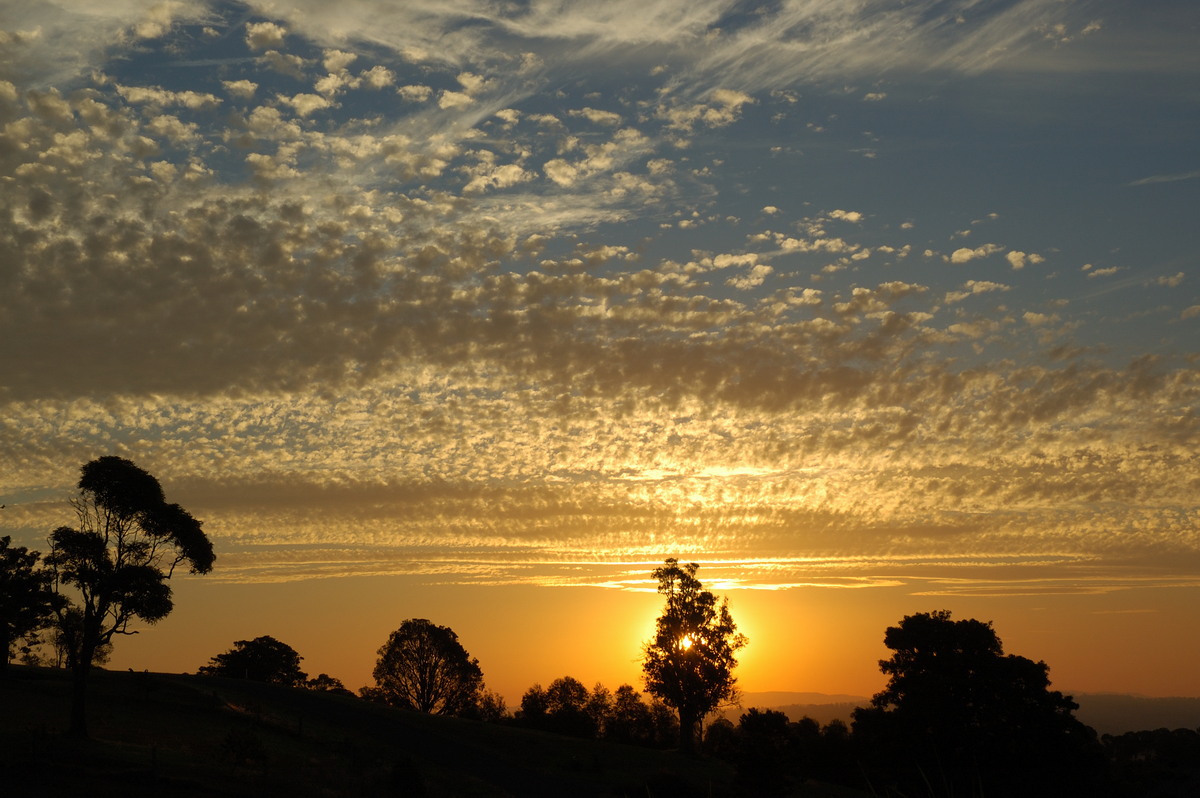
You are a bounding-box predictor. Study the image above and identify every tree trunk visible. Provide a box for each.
[69,661,90,738]
[68,629,98,738]
[0,627,10,673]
[678,707,700,755]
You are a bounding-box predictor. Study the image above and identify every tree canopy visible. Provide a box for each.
[852,610,1100,795]
[368,618,483,716]
[642,558,746,754]
[199,635,307,686]
[45,456,215,735]
[0,536,61,672]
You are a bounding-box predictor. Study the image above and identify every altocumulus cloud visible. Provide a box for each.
[1,0,1198,592]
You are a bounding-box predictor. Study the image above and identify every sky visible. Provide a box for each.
[2,0,1199,705]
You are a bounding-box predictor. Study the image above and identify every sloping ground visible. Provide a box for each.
[1,666,742,797]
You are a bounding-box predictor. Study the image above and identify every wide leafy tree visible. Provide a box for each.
[0,536,62,672]
[852,610,1101,796]
[369,618,483,716]
[45,456,215,736]
[518,676,597,737]
[199,635,307,686]
[642,558,746,754]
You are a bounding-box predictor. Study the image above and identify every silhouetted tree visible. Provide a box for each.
[518,682,549,724]
[48,607,113,669]
[642,558,746,753]
[703,716,738,759]
[473,688,508,722]
[199,635,307,685]
[305,672,353,695]
[45,456,214,736]
[0,535,61,672]
[606,683,656,745]
[517,676,597,737]
[648,696,681,748]
[586,682,612,738]
[736,708,794,796]
[370,618,483,716]
[852,610,1101,796]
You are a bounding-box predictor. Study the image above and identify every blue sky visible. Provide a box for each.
[2,0,1199,693]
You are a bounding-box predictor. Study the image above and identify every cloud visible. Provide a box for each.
[950,244,1003,263]
[945,280,1011,304]
[569,107,623,126]
[223,79,258,99]
[1005,250,1044,269]
[279,92,332,116]
[115,85,221,110]
[1130,169,1200,186]
[246,21,287,52]
[2,0,1198,596]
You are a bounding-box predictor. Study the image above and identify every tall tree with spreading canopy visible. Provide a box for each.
[45,456,215,736]
[369,618,483,716]
[852,610,1101,796]
[643,558,746,754]
[0,536,61,672]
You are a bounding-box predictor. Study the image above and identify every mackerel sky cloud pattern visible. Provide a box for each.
[2,1,1198,601]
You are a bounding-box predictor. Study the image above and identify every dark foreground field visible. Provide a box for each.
[0,667,863,797]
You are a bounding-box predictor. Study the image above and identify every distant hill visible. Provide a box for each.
[1071,693,1200,737]
[719,691,869,728]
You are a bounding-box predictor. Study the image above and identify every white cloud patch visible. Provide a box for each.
[1005,250,1044,270]
[280,93,333,117]
[945,280,1010,304]
[950,244,1003,264]
[439,90,473,109]
[246,21,287,52]
[397,85,433,102]
[569,107,622,126]
[116,85,221,110]
[222,79,258,99]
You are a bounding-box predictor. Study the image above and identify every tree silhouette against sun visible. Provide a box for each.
[643,558,746,754]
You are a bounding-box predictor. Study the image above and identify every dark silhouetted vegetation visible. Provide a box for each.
[306,672,354,695]
[643,558,746,754]
[364,618,484,717]
[851,610,1104,796]
[44,456,215,737]
[199,635,308,686]
[0,665,739,797]
[515,677,679,749]
[0,535,61,671]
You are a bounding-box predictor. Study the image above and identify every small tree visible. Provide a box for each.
[306,672,353,695]
[199,635,307,686]
[370,618,483,716]
[0,536,61,672]
[642,558,746,754]
[45,456,214,736]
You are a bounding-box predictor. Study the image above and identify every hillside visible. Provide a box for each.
[0,667,864,797]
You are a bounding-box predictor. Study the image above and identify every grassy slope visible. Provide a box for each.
[0,667,865,797]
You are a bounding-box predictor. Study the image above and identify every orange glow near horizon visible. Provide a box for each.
[93,566,1200,709]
